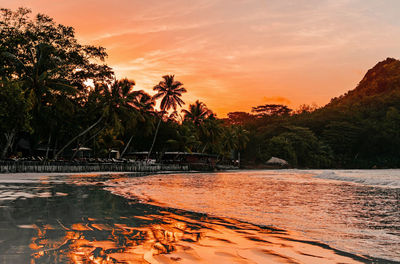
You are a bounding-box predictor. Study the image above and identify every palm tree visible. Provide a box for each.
[97,128,124,158]
[233,125,249,167]
[167,124,200,153]
[221,126,237,158]
[55,78,139,159]
[198,115,223,153]
[99,78,139,134]
[133,91,156,114]
[182,100,212,126]
[147,75,186,160]
[120,90,156,158]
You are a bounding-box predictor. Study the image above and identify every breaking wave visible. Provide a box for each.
[313,170,400,188]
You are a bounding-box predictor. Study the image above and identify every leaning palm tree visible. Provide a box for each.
[120,90,156,158]
[147,75,186,160]
[182,100,212,126]
[55,78,139,159]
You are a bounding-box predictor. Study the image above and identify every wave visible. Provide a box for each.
[313,170,400,188]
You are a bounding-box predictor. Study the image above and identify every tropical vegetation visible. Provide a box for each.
[0,8,248,164]
[1,8,400,169]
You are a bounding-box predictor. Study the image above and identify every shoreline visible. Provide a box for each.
[0,171,398,263]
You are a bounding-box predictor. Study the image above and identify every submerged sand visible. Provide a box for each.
[27,210,372,264]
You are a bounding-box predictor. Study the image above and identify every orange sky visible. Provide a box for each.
[2,0,400,116]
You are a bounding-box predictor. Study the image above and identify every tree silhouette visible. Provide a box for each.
[148,75,186,160]
[251,104,292,117]
[55,79,139,159]
[182,100,212,126]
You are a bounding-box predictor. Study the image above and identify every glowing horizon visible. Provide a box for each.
[2,0,400,116]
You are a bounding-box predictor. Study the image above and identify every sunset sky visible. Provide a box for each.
[2,0,400,116]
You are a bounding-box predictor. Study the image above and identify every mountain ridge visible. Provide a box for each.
[328,57,400,106]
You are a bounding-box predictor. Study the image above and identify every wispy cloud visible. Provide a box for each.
[263,96,292,105]
[3,0,400,115]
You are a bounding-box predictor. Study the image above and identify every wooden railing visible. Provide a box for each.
[0,161,189,173]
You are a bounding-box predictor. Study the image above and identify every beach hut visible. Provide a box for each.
[266,157,288,168]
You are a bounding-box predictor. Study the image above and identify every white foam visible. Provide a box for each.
[313,170,400,188]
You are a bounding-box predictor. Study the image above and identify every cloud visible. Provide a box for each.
[262,96,292,105]
[4,0,400,116]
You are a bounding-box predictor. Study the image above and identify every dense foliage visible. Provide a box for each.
[0,8,248,163]
[1,8,400,168]
[225,58,400,168]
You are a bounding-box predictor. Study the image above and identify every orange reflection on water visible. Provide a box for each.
[29,210,367,264]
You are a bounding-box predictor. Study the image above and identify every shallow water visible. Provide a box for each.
[106,170,400,262]
[0,170,398,263]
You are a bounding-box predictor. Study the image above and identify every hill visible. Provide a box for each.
[329,57,400,106]
[238,58,400,168]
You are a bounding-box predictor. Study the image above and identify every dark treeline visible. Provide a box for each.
[226,58,400,168]
[1,8,400,169]
[0,8,249,163]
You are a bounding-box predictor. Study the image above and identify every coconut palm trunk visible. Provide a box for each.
[201,143,208,153]
[147,112,163,161]
[71,127,105,160]
[54,116,103,160]
[45,134,52,160]
[121,135,134,158]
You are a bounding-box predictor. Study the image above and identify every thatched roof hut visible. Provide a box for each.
[266,157,288,167]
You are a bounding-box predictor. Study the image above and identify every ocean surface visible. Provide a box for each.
[106,169,400,262]
[0,170,398,263]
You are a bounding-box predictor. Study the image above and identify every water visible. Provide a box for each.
[0,170,398,263]
[106,169,400,262]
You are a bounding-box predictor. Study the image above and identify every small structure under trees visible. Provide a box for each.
[266,157,289,168]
